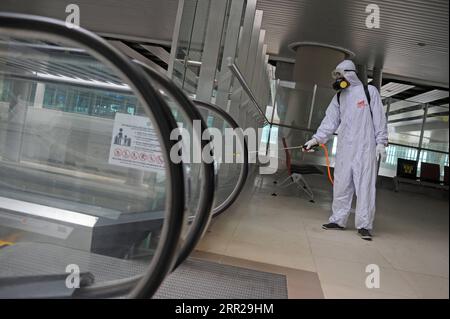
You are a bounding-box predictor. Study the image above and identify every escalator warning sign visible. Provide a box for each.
[109,113,165,172]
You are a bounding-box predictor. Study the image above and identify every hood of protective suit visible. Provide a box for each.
[335,60,362,87]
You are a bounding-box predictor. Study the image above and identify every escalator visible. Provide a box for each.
[0,12,199,298]
[0,12,250,299]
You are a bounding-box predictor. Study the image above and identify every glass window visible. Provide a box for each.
[418,150,449,178]
[38,83,138,119]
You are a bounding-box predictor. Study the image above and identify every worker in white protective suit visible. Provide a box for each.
[304,60,388,240]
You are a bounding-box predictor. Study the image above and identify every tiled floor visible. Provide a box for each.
[195,172,449,299]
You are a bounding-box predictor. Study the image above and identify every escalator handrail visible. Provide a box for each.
[193,100,249,218]
[134,61,216,269]
[0,12,185,299]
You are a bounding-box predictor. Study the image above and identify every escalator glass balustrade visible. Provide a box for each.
[193,101,249,217]
[0,13,186,298]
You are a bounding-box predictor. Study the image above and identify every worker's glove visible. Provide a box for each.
[376,144,387,162]
[303,138,318,151]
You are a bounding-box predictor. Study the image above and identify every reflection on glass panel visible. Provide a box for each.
[270,124,336,168]
[387,129,422,147]
[196,103,242,211]
[300,135,337,168]
[272,82,313,129]
[259,123,277,156]
[380,145,419,177]
[0,35,171,289]
[258,105,277,155]
[155,90,203,226]
[385,97,425,148]
[227,75,265,130]
[0,78,166,253]
[272,82,335,131]
[0,78,35,104]
[36,82,138,117]
[421,113,449,153]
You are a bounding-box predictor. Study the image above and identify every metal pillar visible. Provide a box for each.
[229,0,257,121]
[215,0,245,110]
[196,0,228,102]
[167,0,185,78]
[416,103,430,165]
[372,67,383,91]
[237,10,263,128]
[34,82,45,108]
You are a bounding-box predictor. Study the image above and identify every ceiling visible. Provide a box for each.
[256,0,449,87]
[0,0,179,45]
[1,0,448,87]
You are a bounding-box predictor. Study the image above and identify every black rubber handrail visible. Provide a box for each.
[135,61,215,269]
[0,12,185,299]
[193,100,249,218]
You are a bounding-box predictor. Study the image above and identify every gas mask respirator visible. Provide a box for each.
[331,69,353,91]
[332,78,350,91]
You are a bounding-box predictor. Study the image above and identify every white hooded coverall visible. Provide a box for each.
[313,60,388,230]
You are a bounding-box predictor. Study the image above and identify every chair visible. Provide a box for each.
[396,158,418,180]
[394,158,449,192]
[276,137,323,202]
[444,166,449,186]
[420,162,440,184]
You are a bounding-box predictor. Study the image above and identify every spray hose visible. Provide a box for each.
[319,144,334,185]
